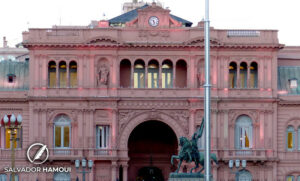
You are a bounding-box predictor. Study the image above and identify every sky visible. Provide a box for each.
[1,0,300,47]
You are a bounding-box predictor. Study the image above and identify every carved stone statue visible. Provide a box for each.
[97,65,109,86]
[170,118,218,174]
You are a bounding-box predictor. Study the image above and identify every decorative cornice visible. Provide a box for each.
[23,42,284,50]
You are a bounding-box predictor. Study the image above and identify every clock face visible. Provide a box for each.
[148,16,159,27]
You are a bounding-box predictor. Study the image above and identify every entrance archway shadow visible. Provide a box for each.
[137,167,164,181]
[128,120,178,181]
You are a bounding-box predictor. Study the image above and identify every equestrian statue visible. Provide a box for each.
[171,118,218,174]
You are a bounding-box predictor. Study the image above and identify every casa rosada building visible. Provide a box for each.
[1,2,300,181]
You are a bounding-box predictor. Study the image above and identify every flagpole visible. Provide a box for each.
[204,0,211,179]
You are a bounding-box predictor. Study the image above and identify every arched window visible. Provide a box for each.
[54,172,70,181]
[235,115,253,149]
[237,170,252,181]
[229,62,237,88]
[250,62,258,88]
[0,174,7,181]
[176,60,187,88]
[48,61,56,88]
[120,59,131,88]
[240,62,248,88]
[148,60,159,88]
[54,115,71,148]
[69,61,77,88]
[134,60,145,88]
[162,60,173,88]
[287,126,295,150]
[59,61,67,88]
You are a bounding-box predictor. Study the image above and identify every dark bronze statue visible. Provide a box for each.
[171,118,218,173]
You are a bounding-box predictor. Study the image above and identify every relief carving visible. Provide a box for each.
[118,110,143,131]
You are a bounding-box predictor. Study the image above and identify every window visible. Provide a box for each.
[176,60,187,88]
[287,176,294,181]
[229,62,237,88]
[53,172,70,181]
[240,62,248,88]
[148,60,159,88]
[10,174,18,181]
[134,60,145,88]
[0,174,7,181]
[120,59,131,88]
[249,62,258,88]
[96,125,110,149]
[69,61,77,88]
[54,115,71,148]
[59,61,67,88]
[48,61,57,88]
[237,170,252,181]
[235,115,253,149]
[162,60,173,88]
[287,126,295,150]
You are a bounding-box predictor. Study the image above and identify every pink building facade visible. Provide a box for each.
[0,2,300,181]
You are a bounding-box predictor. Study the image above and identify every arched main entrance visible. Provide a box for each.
[128,120,178,181]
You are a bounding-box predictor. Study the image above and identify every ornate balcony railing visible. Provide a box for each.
[218,149,271,161]
[278,151,300,161]
[0,149,25,160]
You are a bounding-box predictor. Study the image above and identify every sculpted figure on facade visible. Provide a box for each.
[197,60,205,87]
[97,64,109,86]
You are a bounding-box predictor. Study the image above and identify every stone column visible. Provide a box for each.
[123,164,128,181]
[131,63,134,88]
[90,55,95,88]
[42,55,47,88]
[189,109,196,137]
[237,64,240,88]
[78,55,84,88]
[212,109,218,149]
[173,61,176,88]
[145,65,148,88]
[111,109,118,156]
[111,161,117,181]
[259,111,265,148]
[224,110,229,149]
[66,61,70,87]
[56,60,59,87]
[159,63,162,88]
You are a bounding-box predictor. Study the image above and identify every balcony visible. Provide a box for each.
[278,151,300,161]
[218,149,273,161]
[0,149,25,160]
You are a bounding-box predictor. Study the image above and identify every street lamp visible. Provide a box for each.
[228,159,246,181]
[2,114,22,181]
[75,158,93,181]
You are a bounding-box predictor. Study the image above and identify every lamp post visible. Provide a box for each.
[2,114,22,181]
[228,159,247,181]
[75,158,93,181]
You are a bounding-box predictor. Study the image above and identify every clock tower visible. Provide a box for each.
[125,2,183,28]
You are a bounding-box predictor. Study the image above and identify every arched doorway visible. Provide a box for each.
[128,120,178,181]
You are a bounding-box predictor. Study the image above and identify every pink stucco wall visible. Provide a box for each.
[0,3,300,181]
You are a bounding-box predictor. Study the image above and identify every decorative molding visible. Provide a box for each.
[118,100,189,109]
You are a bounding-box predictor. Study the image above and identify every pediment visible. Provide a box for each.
[185,37,223,46]
[86,36,121,45]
